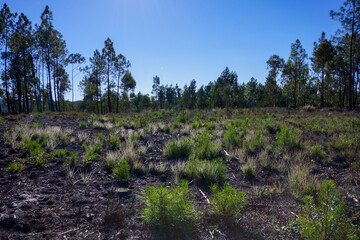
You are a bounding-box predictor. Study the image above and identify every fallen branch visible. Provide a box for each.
[59,228,79,235]
[199,189,210,204]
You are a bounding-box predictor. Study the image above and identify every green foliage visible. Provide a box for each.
[332,135,356,151]
[59,135,69,146]
[82,143,102,165]
[6,162,25,173]
[242,159,257,178]
[295,180,358,240]
[195,131,222,159]
[182,158,227,185]
[139,180,198,234]
[112,160,130,181]
[276,126,301,150]
[27,153,51,167]
[224,127,243,149]
[64,152,78,166]
[164,138,193,159]
[163,125,171,134]
[95,133,106,142]
[53,149,67,158]
[210,182,247,219]
[109,134,121,149]
[23,137,44,157]
[79,120,88,128]
[308,145,326,161]
[172,122,182,129]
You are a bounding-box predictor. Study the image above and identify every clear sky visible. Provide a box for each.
[3,0,342,101]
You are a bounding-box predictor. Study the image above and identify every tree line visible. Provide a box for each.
[1,1,360,114]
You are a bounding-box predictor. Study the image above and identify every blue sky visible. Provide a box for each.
[3,0,342,101]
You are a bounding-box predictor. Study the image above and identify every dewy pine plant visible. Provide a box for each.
[139,180,198,235]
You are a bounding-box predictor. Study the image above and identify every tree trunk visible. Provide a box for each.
[4,27,11,113]
[116,73,120,113]
[107,62,112,113]
[348,9,355,110]
[320,67,325,108]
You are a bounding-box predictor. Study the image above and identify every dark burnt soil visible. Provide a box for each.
[0,113,358,240]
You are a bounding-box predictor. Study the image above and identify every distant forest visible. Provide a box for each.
[1,1,360,114]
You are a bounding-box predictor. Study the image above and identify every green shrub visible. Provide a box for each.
[276,126,301,150]
[59,135,69,146]
[109,135,121,149]
[172,122,182,129]
[163,125,171,134]
[23,137,44,157]
[195,131,222,159]
[79,121,88,128]
[295,180,358,240]
[332,135,356,151]
[224,127,243,149]
[164,138,193,159]
[53,149,67,158]
[211,182,247,219]
[308,145,326,161]
[6,162,25,173]
[64,152,78,166]
[82,143,102,165]
[139,180,198,234]
[112,160,130,181]
[182,158,227,185]
[27,153,50,167]
[95,133,106,142]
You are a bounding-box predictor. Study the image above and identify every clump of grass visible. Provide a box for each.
[138,180,198,235]
[104,151,121,170]
[242,158,257,179]
[6,162,25,173]
[164,138,193,160]
[182,158,227,185]
[195,131,222,159]
[276,126,301,150]
[95,133,106,142]
[53,149,67,158]
[224,127,243,149]
[163,125,171,134]
[288,164,320,198]
[242,130,268,154]
[79,121,88,128]
[295,180,358,240]
[112,160,130,181]
[132,160,147,175]
[210,182,247,219]
[308,144,326,161]
[149,161,167,175]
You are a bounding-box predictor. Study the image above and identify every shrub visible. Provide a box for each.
[210,182,247,219]
[59,135,69,146]
[295,180,358,240]
[242,130,268,154]
[53,149,67,158]
[276,126,301,150]
[308,145,326,161]
[109,135,121,149]
[6,162,25,173]
[224,127,243,149]
[163,125,171,134]
[139,180,198,234]
[288,164,320,198]
[112,160,130,181]
[182,158,227,185]
[82,143,102,165]
[195,131,222,159]
[95,133,106,142]
[79,121,88,128]
[23,137,44,157]
[64,152,78,166]
[164,138,193,159]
